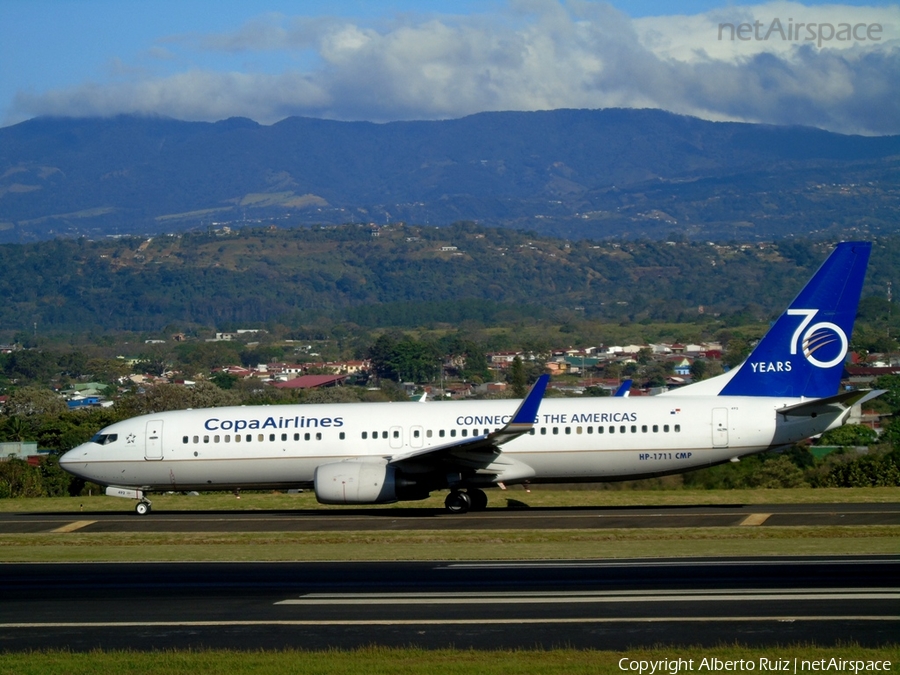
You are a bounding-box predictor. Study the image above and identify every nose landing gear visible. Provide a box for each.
[135,499,152,515]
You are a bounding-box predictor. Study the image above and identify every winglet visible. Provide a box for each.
[614,379,633,397]
[493,374,549,442]
[390,374,550,464]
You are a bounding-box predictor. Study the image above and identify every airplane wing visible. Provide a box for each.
[388,375,549,482]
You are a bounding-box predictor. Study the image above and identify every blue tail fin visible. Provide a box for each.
[719,241,871,398]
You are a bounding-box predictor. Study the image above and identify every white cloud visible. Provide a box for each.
[9,1,900,134]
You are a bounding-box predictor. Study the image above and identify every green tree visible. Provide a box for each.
[822,452,900,487]
[817,424,878,447]
[0,416,27,442]
[689,359,707,381]
[0,458,44,498]
[873,375,900,414]
[723,339,751,369]
[118,382,240,416]
[2,387,67,417]
[210,372,239,390]
[509,356,527,398]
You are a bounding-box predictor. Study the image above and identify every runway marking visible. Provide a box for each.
[446,558,900,569]
[1,616,898,629]
[739,513,772,526]
[274,589,900,605]
[48,520,96,533]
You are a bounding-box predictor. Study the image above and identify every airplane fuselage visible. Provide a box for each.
[60,393,843,494]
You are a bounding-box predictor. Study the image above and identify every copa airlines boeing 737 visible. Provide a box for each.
[60,242,878,514]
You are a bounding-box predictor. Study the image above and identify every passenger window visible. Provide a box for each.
[294,433,300,441]
[193,436,199,444]
[225,435,231,443]
[281,433,287,441]
[382,431,388,439]
[362,432,368,440]
[392,430,399,438]
[183,436,189,444]
[203,435,210,443]
[588,426,594,434]
[316,433,322,441]
[462,429,468,437]
[620,426,626,434]
[577,426,583,435]
[598,426,604,434]
[339,432,346,440]
[540,427,547,435]
[631,426,637,434]
[413,429,420,438]
[565,427,571,435]
[235,435,241,443]
[641,425,648,433]
[552,427,559,435]
[450,429,457,437]
[304,433,311,441]
[439,430,445,438]
[269,434,275,442]
[653,425,659,433]
[426,430,433,438]
[664,425,670,433]
[674,425,681,432]
[529,429,535,435]
[258,434,264,442]
[214,435,220,443]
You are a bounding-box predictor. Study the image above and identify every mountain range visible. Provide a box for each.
[1,108,899,244]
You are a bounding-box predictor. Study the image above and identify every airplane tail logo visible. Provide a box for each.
[789,308,849,369]
[719,242,870,399]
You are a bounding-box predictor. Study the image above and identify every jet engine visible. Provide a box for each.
[314,459,398,505]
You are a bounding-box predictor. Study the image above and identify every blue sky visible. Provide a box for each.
[2,0,898,133]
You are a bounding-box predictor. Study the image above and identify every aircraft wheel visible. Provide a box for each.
[135,501,151,516]
[444,491,471,514]
[467,488,488,511]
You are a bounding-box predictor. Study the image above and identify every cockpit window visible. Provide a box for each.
[89,433,119,445]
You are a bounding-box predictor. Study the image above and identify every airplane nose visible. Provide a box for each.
[59,444,92,473]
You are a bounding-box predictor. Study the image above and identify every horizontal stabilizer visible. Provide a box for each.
[778,390,884,418]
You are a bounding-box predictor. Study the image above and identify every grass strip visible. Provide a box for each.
[1,526,898,562]
[2,645,898,675]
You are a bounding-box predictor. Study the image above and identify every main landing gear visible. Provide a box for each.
[444,488,488,514]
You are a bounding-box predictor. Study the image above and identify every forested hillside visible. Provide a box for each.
[1,223,898,336]
[1,109,898,243]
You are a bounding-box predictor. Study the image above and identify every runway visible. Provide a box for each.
[2,501,900,533]
[1,556,898,651]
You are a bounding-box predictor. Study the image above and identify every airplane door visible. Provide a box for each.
[410,425,424,449]
[145,420,164,460]
[389,425,403,450]
[712,408,729,448]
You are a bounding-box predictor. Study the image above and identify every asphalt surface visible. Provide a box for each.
[2,501,900,533]
[1,556,898,651]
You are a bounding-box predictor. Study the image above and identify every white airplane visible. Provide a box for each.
[61,242,878,515]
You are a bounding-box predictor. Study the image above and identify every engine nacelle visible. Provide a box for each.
[314,459,398,505]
